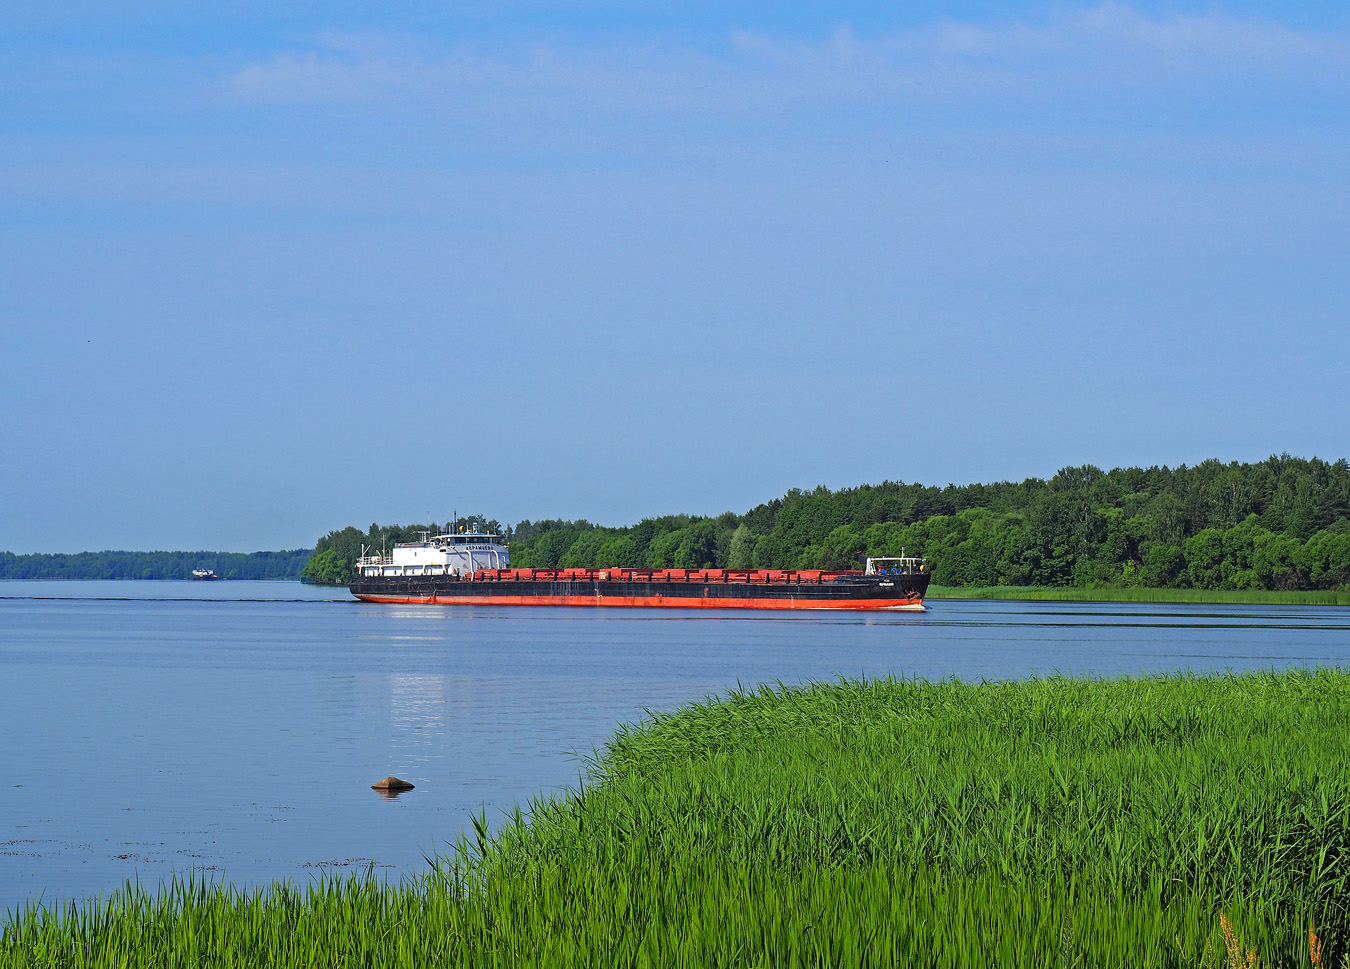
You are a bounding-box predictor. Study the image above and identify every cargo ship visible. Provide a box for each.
[349,529,929,610]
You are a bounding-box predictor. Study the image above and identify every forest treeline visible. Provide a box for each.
[0,549,312,581]
[303,456,1350,591]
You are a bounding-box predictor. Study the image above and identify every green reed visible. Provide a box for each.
[5,670,1349,966]
[928,584,1350,605]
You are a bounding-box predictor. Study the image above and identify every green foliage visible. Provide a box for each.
[299,548,349,585]
[307,454,1350,590]
[726,525,754,569]
[5,671,1347,966]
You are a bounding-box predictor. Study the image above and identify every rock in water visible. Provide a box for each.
[371,776,415,792]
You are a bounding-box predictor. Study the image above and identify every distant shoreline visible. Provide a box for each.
[0,549,311,582]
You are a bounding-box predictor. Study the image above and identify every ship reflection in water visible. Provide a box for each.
[371,672,447,798]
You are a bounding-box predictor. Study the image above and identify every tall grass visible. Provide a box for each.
[928,584,1350,605]
[6,671,1350,966]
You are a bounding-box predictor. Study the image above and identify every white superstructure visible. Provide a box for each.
[356,530,509,579]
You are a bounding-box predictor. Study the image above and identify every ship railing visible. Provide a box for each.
[864,556,926,575]
[357,560,467,578]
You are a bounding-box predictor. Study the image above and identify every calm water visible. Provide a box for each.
[2,580,1348,914]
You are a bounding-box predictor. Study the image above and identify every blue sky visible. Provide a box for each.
[2,1,1347,553]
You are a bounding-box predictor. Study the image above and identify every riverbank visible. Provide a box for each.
[4,671,1346,966]
[928,584,1350,605]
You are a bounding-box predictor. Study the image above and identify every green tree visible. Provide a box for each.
[646,530,685,568]
[1142,543,1185,587]
[561,531,611,569]
[595,536,640,568]
[673,521,719,569]
[1297,528,1350,589]
[726,526,755,569]
[1183,529,1226,589]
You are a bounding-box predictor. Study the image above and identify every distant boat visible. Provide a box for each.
[191,569,218,581]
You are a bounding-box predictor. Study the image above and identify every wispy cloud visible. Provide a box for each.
[924,2,1343,60]
[227,3,1350,111]
[230,32,734,110]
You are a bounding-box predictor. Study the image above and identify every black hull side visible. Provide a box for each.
[349,572,930,606]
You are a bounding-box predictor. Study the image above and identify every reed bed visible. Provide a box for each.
[5,670,1350,966]
[927,585,1350,605]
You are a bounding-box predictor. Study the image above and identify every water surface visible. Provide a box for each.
[2,580,1347,913]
